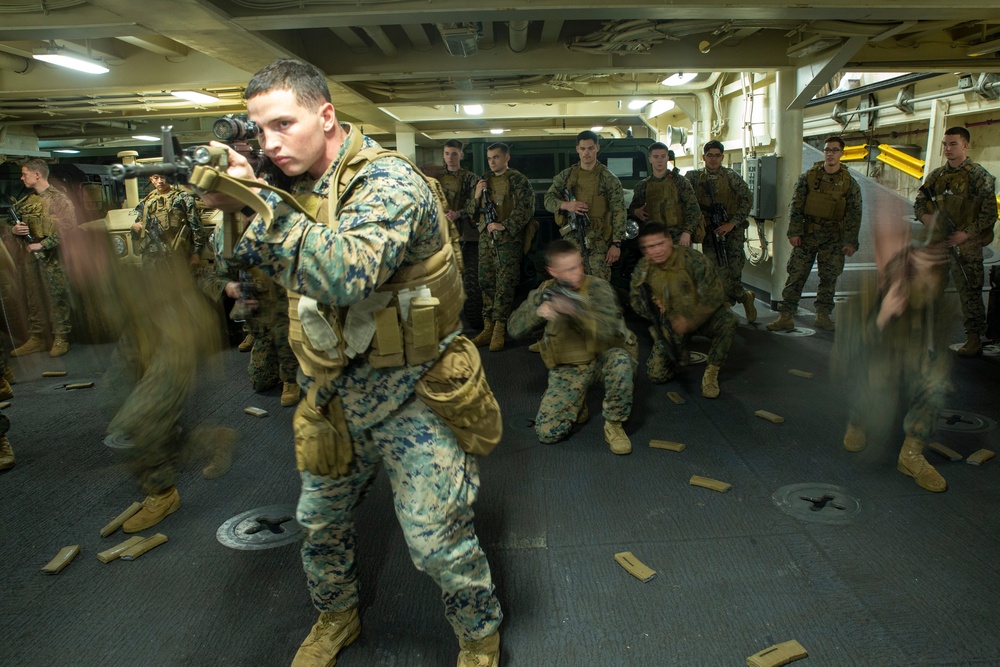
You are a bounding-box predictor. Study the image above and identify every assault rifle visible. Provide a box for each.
[918,185,971,288]
[541,279,587,315]
[640,282,689,391]
[560,188,590,268]
[701,178,729,267]
[3,199,43,259]
[478,176,501,262]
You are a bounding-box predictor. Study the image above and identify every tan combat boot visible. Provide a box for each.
[701,364,721,398]
[0,436,14,470]
[743,290,758,323]
[291,608,361,667]
[957,333,983,357]
[814,311,836,331]
[766,312,794,332]
[3,367,14,384]
[202,428,239,480]
[238,332,255,352]
[281,382,302,407]
[10,336,46,357]
[457,629,500,667]
[0,378,12,401]
[123,487,181,533]
[489,321,506,352]
[843,424,867,452]
[897,436,947,492]
[470,321,494,347]
[528,340,541,352]
[604,420,632,455]
[49,337,69,358]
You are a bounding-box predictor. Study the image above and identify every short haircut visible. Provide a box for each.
[22,159,49,178]
[703,140,725,154]
[648,142,669,154]
[576,130,600,145]
[945,126,971,143]
[245,58,331,109]
[545,239,581,265]
[823,136,846,150]
[637,221,669,241]
[487,142,509,155]
[443,139,464,150]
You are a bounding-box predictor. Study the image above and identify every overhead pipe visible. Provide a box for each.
[508,20,529,53]
[361,26,398,57]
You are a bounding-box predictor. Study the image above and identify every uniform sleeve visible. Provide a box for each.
[843,178,863,249]
[544,169,571,214]
[971,166,998,236]
[913,168,938,221]
[460,171,480,223]
[677,176,702,236]
[603,171,626,241]
[628,258,656,322]
[628,180,647,218]
[729,169,753,228]
[230,161,430,307]
[507,284,548,338]
[787,173,810,239]
[503,172,534,238]
[688,251,726,328]
[180,193,206,257]
[40,192,76,251]
[581,278,625,343]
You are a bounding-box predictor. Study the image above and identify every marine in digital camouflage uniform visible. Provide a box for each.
[207,59,501,667]
[131,174,206,266]
[630,223,736,398]
[768,136,862,332]
[438,139,483,331]
[10,159,75,358]
[470,143,534,352]
[629,142,702,247]
[545,130,626,281]
[508,240,636,454]
[914,126,998,356]
[685,140,757,321]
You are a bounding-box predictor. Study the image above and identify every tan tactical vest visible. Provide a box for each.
[655,176,685,231]
[646,247,697,320]
[567,164,610,237]
[642,177,669,224]
[692,169,735,216]
[538,276,603,368]
[486,170,513,222]
[15,194,48,238]
[803,163,851,222]
[285,130,465,387]
[437,170,465,212]
[928,162,979,233]
[141,189,190,251]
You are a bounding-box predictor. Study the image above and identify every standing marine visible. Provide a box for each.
[437,139,482,331]
[630,142,702,247]
[131,173,206,267]
[767,136,862,332]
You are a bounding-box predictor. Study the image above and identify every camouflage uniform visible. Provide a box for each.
[197,263,298,392]
[508,275,635,443]
[914,158,997,336]
[545,164,626,281]
[629,249,736,381]
[132,186,205,264]
[14,187,74,340]
[777,162,862,316]
[478,168,533,322]
[438,167,482,329]
[217,124,501,643]
[686,166,753,304]
[629,169,702,243]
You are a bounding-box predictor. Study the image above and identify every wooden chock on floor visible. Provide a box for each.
[120,533,168,561]
[614,551,656,583]
[649,440,685,452]
[966,449,995,466]
[689,475,731,493]
[100,501,143,537]
[746,639,808,667]
[927,442,963,462]
[755,410,784,424]
[97,536,147,563]
[41,545,80,574]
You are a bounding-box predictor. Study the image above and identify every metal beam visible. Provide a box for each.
[789,36,868,110]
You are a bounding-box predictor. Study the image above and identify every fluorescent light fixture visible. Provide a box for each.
[967,37,1000,57]
[661,72,697,86]
[52,149,80,154]
[171,90,220,104]
[490,128,505,135]
[647,100,676,118]
[33,51,108,74]
[132,135,160,142]
[590,126,604,132]
[628,99,652,110]
[463,104,483,115]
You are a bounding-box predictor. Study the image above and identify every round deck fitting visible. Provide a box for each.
[217,504,303,551]
[936,409,997,434]
[772,483,861,525]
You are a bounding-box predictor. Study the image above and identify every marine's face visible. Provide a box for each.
[487,148,509,174]
[20,167,41,190]
[149,174,171,194]
[547,251,585,289]
[248,88,333,179]
[639,232,673,266]
[942,134,968,164]
[443,146,463,170]
[822,142,843,168]
[576,139,600,168]
[649,149,669,176]
[703,147,724,171]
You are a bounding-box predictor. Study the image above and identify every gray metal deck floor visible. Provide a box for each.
[1,302,998,666]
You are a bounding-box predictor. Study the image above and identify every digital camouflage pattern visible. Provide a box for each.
[216,124,500,642]
[133,187,206,259]
[508,275,634,443]
[15,187,74,338]
[686,167,754,304]
[779,163,863,315]
[914,158,997,335]
[545,165,626,281]
[629,249,736,380]
[478,168,533,322]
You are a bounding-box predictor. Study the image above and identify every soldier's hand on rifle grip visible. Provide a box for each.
[671,315,693,335]
[633,204,649,222]
[11,222,28,236]
[789,235,803,248]
[474,180,487,199]
[716,221,735,237]
[198,141,265,212]
[562,200,588,215]
[606,245,621,264]
[948,230,970,247]
[537,300,559,321]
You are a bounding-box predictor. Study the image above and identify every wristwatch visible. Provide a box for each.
[612,241,622,248]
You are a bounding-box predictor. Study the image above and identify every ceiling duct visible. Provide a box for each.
[436,23,482,57]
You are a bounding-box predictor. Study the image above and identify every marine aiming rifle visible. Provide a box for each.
[640,282,689,391]
[701,178,729,267]
[540,279,587,315]
[918,185,971,288]
[3,199,43,259]
[560,187,590,268]
[478,176,501,263]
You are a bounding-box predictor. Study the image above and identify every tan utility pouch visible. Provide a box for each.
[803,191,844,221]
[415,335,503,456]
[370,306,405,368]
[405,296,441,366]
[293,391,354,477]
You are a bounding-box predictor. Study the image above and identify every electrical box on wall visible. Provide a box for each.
[743,154,777,219]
